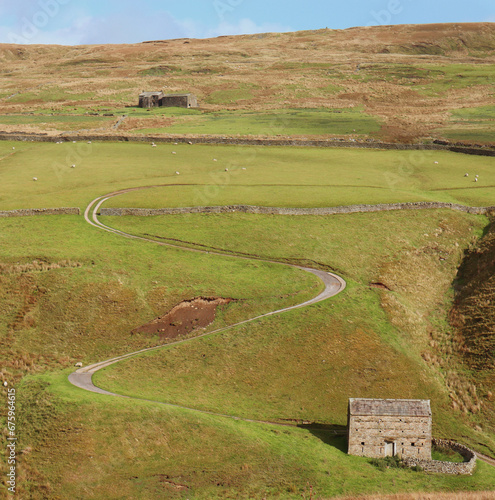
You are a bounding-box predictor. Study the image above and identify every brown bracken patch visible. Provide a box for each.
[132,297,235,340]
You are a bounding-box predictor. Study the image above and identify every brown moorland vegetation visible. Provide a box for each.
[0,23,494,142]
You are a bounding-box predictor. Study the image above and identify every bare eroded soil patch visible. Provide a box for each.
[132,297,235,340]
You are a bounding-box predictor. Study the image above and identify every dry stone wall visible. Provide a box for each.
[100,202,495,217]
[403,439,477,475]
[0,132,494,156]
[0,208,80,217]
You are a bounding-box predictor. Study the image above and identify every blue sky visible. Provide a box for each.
[0,0,494,45]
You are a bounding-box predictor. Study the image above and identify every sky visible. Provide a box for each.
[0,0,494,45]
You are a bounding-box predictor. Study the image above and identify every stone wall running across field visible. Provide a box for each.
[100,202,495,218]
[0,208,80,217]
[403,439,477,475]
[0,132,494,157]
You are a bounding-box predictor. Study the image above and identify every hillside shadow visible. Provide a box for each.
[297,423,348,453]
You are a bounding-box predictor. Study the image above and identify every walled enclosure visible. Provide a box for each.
[347,398,432,460]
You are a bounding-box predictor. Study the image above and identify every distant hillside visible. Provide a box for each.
[0,23,494,142]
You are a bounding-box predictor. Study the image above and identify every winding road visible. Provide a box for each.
[69,187,346,425]
[67,188,495,466]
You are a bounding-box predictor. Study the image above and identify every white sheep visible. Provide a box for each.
[71,164,76,168]
[188,141,193,145]
[225,168,229,172]
[33,177,38,181]
[434,161,439,164]
[242,167,246,170]
[175,171,180,175]
[464,173,469,177]
[172,152,177,155]
[12,147,15,150]
[475,178,478,182]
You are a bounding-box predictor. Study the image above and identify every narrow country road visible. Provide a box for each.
[68,188,495,468]
[69,188,346,425]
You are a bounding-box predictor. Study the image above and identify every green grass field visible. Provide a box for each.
[1,139,495,498]
[130,107,382,136]
[0,141,494,211]
[434,105,495,144]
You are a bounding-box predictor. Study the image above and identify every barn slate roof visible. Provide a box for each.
[349,398,431,417]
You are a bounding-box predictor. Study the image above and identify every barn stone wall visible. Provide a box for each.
[348,415,431,459]
[403,439,477,475]
[99,202,495,217]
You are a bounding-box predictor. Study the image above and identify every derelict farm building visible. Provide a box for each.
[138,92,198,109]
[347,398,432,459]
[138,91,164,108]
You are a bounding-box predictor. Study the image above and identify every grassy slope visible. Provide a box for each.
[0,141,494,211]
[94,212,493,438]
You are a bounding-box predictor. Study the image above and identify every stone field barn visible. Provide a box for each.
[347,398,432,459]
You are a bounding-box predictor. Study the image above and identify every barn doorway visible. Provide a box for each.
[384,441,396,457]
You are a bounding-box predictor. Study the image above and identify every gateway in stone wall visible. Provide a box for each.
[347,398,432,459]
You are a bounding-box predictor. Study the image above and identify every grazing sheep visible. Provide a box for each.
[175,171,180,175]
[188,141,193,145]
[87,141,92,144]
[475,174,479,178]
[225,168,229,172]
[12,147,15,150]
[75,362,83,368]
[464,173,469,177]
[33,177,38,181]
[172,152,177,155]
[152,143,157,148]
[71,164,76,168]
[242,167,246,170]
[475,178,478,182]
[3,381,7,387]
[434,161,439,164]
[213,159,217,162]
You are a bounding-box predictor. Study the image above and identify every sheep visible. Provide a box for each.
[33,177,38,181]
[213,159,217,162]
[475,178,478,182]
[242,167,246,170]
[175,171,180,175]
[12,147,15,150]
[225,168,229,172]
[188,141,193,145]
[3,381,7,387]
[71,164,76,168]
[75,362,83,368]
[87,141,92,144]
[464,173,469,177]
[151,143,157,148]
[172,151,177,155]
[434,161,439,164]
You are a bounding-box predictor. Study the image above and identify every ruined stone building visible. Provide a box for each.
[160,93,198,108]
[347,398,432,459]
[138,92,198,109]
[138,91,164,108]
